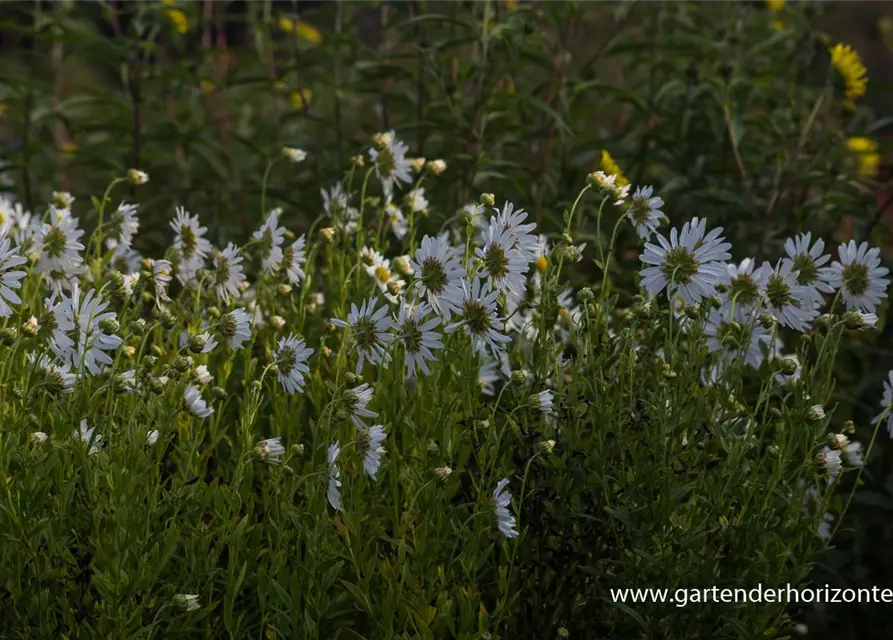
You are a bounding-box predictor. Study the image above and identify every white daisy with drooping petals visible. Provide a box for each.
[781,232,836,305]
[253,208,286,274]
[493,478,519,539]
[394,301,443,378]
[704,305,770,369]
[409,235,465,319]
[826,240,890,313]
[345,383,378,429]
[184,385,214,418]
[256,437,285,465]
[625,185,664,241]
[0,235,27,317]
[327,443,343,511]
[330,297,395,373]
[219,308,252,349]
[639,217,731,304]
[758,260,819,332]
[476,223,530,300]
[719,258,767,315]
[212,243,246,304]
[48,284,123,375]
[74,419,103,455]
[361,424,387,480]
[488,201,539,262]
[275,333,313,394]
[369,130,412,198]
[105,202,140,253]
[444,278,512,356]
[35,206,85,284]
[282,235,307,285]
[170,206,212,286]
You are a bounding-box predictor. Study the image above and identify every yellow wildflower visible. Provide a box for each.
[165,7,188,34]
[290,89,312,110]
[279,16,322,44]
[766,0,784,12]
[847,137,880,178]
[600,150,629,187]
[830,43,868,102]
[505,0,519,10]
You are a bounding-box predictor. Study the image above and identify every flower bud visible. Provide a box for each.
[393,255,414,277]
[282,146,307,164]
[480,193,495,207]
[426,159,447,176]
[188,333,209,353]
[277,283,293,297]
[780,357,798,376]
[173,355,193,372]
[808,404,826,422]
[271,315,286,330]
[30,431,48,445]
[577,288,594,303]
[760,314,777,330]
[766,445,779,458]
[127,168,149,185]
[410,157,426,173]
[351,154,365,168]
[511,369,530,385]
[320,227,336,242]
[99,317,120,334]
[539,439,556,454]
[290,443,305,456]
[22,316,40,336]
[131,318,147,334]
[0,327,18,345]
[434,466,452,480]
[827,433,848,450]
[344,372,362,385]
[426,440,440,455]
[27,413,40,428]
[211,387,228,400]
[122,345,136,359]
[160,310,176,329]
[843,420,855,435]
[249,380,262,393]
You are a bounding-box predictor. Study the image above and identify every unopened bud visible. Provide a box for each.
[30,431,48,445]
[271,315,286,330]
[0,327,18,345]
[577,288,594,303]
[511,369,530,385]
[539,439,556,454]
[760,314,777,330]
[188,333,209,353]
[22,316,40,336]
[351,154,365,168]
[160,310,176,329]
[122,345,136,359]
[434,466,452,480]
[808,404,826,422]
[393,256,414,277]
[131,318,147,334]
[320,227,335,242]
[277,283,292,296]
[827,433,848,450]
[99,317,120,333]
[127,168,149,185]
[173,355,193,372]
[410,157,426,173]
[843,420,855,435]
[480,193,495,207]
[426,159,447,176]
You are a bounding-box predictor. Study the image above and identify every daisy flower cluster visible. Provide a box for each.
[0,128,889,639]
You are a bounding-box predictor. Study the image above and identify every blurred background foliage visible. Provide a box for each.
[1,0,892,637]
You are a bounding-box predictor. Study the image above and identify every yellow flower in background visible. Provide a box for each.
[278,16,322,44]
[847,136,880,178]
[830,43,868,102]
[505,0,519,10]
[766,0,785,12]
[164,6,188,34]
[60,141,78,155]
[600,150,629,187]
[290,89,313,110]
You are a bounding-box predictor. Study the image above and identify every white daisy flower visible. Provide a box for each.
[184,385,214,418]
[476,223,529,300]
[35,206,85,282]
[344,382,379,429]
[193,364,213,385]
[105,202,140,253]
[0,194,28,237]
[49,285,123,375]
[282,146,307,163]
[492,478,519,539]
[330,297,395,373]
[275,333,313,394]
[704,306,770,368]
[0,235,27,317]
[384,199,409,239]
[172,594,200,612]
[361,424,387,480]
[820,446,842,480]
[360,246,387,269]
[74,419,102,454]
[850,311,879,329]
[444,278,512,356]
[253,208,286,274]
[405,187,428,215]
[281,235,307,285]
[28,353,76,394]
[256,437,285,465]
[530,390,554,415]
[219,308,252,349]
[409,234,466,318]
[639,217,731,304]
[781,233,836,305]
[488,201,539,261]
[321,182,359,226]
[478,356,502,396]
[625,185,664,241]
[211,243,245,303]
[843,441,864,467]
[874,369,893,438]
[145,258,173,303]
[369,130,412,198]
[170,206,212,286]
[719,258,767,315]
[394,301,443,378]
[827,240,890,313]
[759,260,819,331]
[366,258,403,296]
[327,442,343,511]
